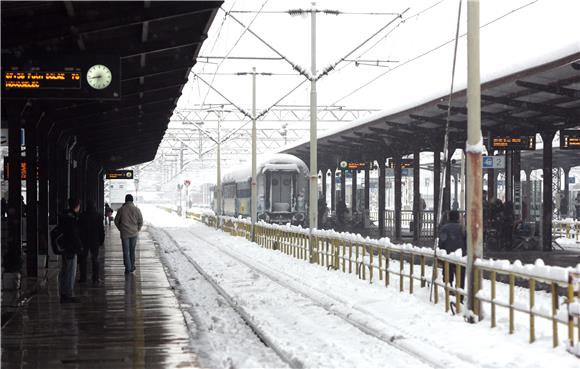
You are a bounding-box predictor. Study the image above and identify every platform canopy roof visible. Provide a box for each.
[1,1,221,169]
[282,52,580,169]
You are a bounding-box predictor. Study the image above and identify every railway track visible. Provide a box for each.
[156,228,302,369]
[155,225,481,368]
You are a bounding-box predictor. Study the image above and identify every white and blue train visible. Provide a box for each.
[214,153,309,225]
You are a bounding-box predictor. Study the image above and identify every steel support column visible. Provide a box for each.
[433,149,441,235]
[321,168,327,203]
[513,151,521,219]
[486,134,496,203]
[413,149,420,241]
[331,168,336,214]
[443,148,452,215]
[505,151,513,203]
[523,168,532,221]
[541,131,555,251]
[563,167,570,218]
[364,164,370,225]
[394,154,402,241]
[378,159,386,237]
[351,170,357,215]
[340,170,346,206]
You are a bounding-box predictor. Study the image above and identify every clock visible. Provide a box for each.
[86,64,112,90]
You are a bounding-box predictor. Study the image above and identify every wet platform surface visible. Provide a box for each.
[1,226,199,368]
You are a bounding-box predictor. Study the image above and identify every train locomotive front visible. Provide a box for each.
[217,154,309,226]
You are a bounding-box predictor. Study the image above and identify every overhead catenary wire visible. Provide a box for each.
[315,8,409,81]
[225,11,310,79]
[192,1,237,106]
[198,0,270,112]
[331,0,539,106]
[256,79,310,119]
[194,73,252,119]
[198,55,284,61]
[229,10,401,16]
[329,0,445,78]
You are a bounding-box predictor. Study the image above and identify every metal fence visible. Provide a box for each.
[186,211,579,353]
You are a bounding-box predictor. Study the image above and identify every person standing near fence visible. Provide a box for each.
[114,194,143,274]
[437,210,467,299]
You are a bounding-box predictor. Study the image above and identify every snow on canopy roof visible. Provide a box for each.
[222,153,308,183]
[279,0,580,153]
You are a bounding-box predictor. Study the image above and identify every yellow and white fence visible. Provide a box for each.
[186,211,580,352]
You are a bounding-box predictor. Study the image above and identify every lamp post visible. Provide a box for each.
[308,3,318,261]
[465,0,483,322]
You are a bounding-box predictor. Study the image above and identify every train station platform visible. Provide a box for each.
[1,226,199,369]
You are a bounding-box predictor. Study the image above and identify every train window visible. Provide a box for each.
[237,189,250,198]
[272,179,279,186]
[224,184,236,198]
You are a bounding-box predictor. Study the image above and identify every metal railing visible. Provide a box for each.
[367,209,579,243]
[190,212,579,353]
[552,220,580,243]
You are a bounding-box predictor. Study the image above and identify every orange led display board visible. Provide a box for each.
[3,70,81,90]
[106,170,134,180]
[491,135,535,150]
[560,130,580,150]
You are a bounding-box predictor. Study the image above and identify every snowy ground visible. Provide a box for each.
[141,205,579,368]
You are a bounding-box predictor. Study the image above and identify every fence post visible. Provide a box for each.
[530,278,536,343]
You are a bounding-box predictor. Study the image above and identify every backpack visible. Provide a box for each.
[50,225,66,255]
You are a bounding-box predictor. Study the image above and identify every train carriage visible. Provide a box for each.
[215,154,309,225]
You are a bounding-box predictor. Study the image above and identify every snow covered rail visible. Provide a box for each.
[475,259,580,349]
[192,212,580,353]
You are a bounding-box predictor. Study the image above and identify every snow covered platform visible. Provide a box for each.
[1,226,199,369]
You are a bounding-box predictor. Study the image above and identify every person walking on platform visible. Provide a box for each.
[104,203,114,227]
[114,194,143,274]
[437,210,467,301]
[59,198,84,303]
[79,201,105,285]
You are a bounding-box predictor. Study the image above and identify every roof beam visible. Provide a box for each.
[409,114,466,128]
[481,94,580,118]
[515,80,580,99]
[3,3,217,48]
[436,103,543,130]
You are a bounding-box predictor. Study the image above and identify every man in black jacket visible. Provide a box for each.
[438,210,467,291]
[79,201,105,284]
[59,198,84,303]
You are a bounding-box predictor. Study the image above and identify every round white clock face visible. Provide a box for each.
[86,64,112,90]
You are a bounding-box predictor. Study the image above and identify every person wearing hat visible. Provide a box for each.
[114,194,143,274]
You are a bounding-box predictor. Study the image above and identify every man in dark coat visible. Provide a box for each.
[59,198,84,303]
[438,210,467,291]
[79,201,105,284]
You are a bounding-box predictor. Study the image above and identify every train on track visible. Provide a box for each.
[213,153,309,225]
